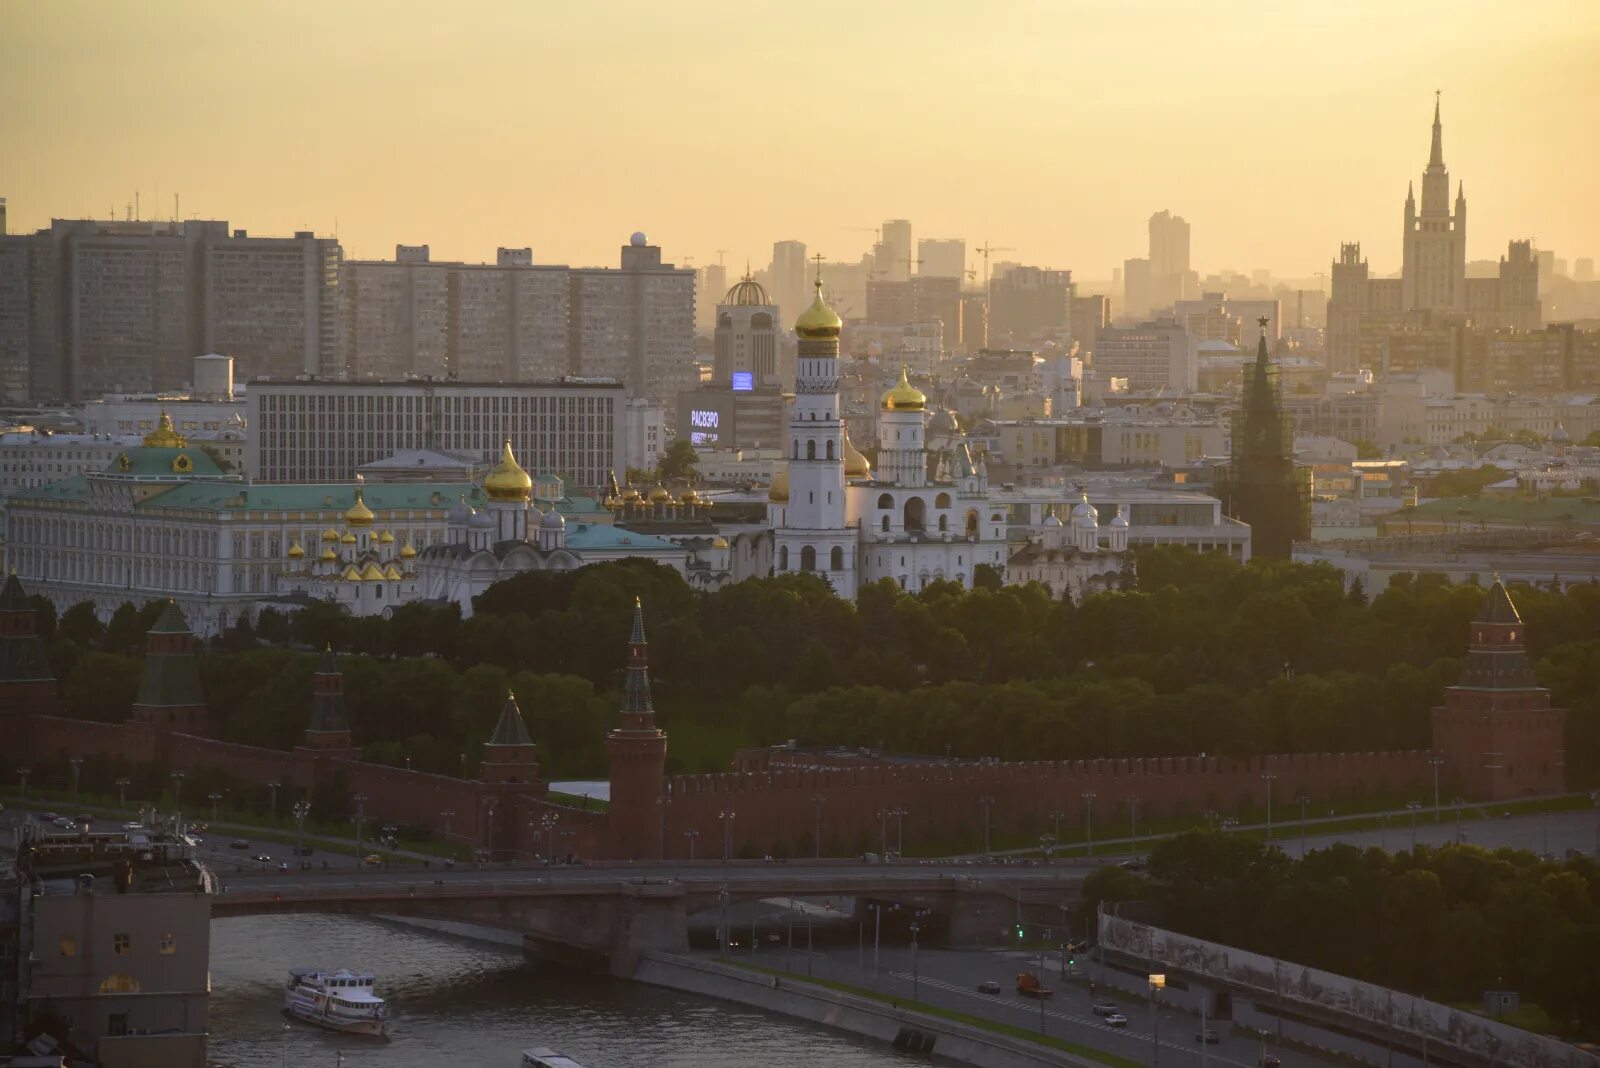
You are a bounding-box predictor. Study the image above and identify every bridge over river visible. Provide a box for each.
[211,860,1091,975]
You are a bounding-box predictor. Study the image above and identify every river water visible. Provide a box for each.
[209,915,915,1068]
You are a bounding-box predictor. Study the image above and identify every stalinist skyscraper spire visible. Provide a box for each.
[1402,91,1467,313]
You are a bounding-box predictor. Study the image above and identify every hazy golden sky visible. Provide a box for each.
[4,0,1597,282]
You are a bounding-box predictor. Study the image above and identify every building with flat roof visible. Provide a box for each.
[247,378,626,489]
[1094,318,1194,393]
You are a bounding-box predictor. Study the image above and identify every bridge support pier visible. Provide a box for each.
[607,882,689,978]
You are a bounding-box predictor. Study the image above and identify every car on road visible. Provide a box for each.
[252,854,271,863]
[362,854,383,867]
[41,812,59,822]
[1092,1001,1119,1016]
[1260,1057,1281,1068]
[976,980,1001,995]
[122,821,144,832]
[1197,1029,1220,1044]
[230,838,250,849]
[1104,1014,1129,1028]
[278,862,289,873]
[52,818,76,830]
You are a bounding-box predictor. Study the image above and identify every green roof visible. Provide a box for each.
[148,600,192,635]
[488,692,534,747]
[142,481,486,513]
[106,445,228,479]
[1477,580,1522,624]
[1406,495,1600,526]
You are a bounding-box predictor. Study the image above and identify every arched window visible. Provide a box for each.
[877,493,894,510]
[826,440,835,459]
[903,496,926,532]
[935,492,952,509]
[880,516,890,532]
[965,509,979,537]
[778,545,789,571]
[938,515,948,532]
[830,546,844,570]
[800,545,817,572]
[807,440,817,460]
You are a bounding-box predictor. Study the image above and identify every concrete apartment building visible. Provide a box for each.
[0,217,340,401]
[1093,318,1194,393]
[988,266,1073,346]
[247,378,627,489]
[17,826,211,1067]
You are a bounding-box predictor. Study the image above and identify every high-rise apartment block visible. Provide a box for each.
[1148,209,1192,311]
[248,378,627,488]
[989,266,1073,346]
[918,238,966,279]
[878,218,913,281]
[0,218,340,401]
[1326,98,1539,372]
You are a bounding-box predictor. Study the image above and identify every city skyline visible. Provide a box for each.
[4,1,1598,280]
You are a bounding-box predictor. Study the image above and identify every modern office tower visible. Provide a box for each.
[918,238,966,279]
[0,217,340,400]
[1148,209,1192,310]
[248,378,627,488]
[771,239,809,320]
[1093,318,1193,393]
[1122,257,1152,322]
[1402,94,1467,313]
[880,218,913,280]
[696,262,728,332]
[1071,295,1111,356]
[911,275,962,347]
[988,266,1072,346]
[568,234,695,403]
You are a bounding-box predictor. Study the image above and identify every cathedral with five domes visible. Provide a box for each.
[767,280,1009,597]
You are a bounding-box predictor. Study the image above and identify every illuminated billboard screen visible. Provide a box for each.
[731,371,754,391]
[689,408,719,447]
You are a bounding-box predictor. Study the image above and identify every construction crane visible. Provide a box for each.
[716,249,729,267]
[974,243,1015,290]
[900,254,923,280]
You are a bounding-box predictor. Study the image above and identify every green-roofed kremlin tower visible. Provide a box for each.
[480,690,540,784]
[1218,318,1310,560]
[303,646,353,749]
[130,600,209,735]
[1431,580,1566,800]
[607,598,667,860]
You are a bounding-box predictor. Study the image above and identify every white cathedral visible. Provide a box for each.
[766,281,1010,597]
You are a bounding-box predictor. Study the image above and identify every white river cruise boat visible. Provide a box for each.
[521,1050,589,1068]
[283,967,389,1036]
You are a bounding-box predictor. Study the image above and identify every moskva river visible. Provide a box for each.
[209,915,917,1067]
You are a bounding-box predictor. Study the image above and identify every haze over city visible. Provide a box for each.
[4,0,1598,275]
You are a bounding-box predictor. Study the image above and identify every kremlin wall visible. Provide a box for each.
[0,565,1569,862]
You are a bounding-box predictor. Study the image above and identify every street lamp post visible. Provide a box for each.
[292,800,310,862]
[539,812,557,861]
[440,809,455,838]
[1040,834,1056,861]
[812,794,825,859]
[1222,817,1239,835]
[656,796,671,860]
[1082,792,1097,857]
[1296,793,1311,857]
[115,777,130,811]
[17,767,28,805]
[1148,973,1166,1068]
[267,780,280,820]
[68,757,82,802]
[484,803,496,861]
[909,922,921,1003]
[170,770,186,820]
[1127,794,1141,849]
[683,827,700,861]
[978,795,995,859]
[1429,756,1445,821]
[718,884,729,957]
[1452,798,1465,845]
[891,807,907,856]
[875,807,889,857]
[1261,771,1278,840]
[353,794,369,862]
[208,791,223,824]
[1406,801,1423,852]
[719,809,736,862]
[1049,809,1065,845]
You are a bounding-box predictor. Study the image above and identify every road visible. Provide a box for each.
[707,940,1330,1068]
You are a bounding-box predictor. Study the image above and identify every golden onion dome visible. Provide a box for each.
[842,429,872,480]
[344,487,376,527]
[881,365,927,411]
[383,563,403,581]
[399,542,416,559]
[624,487,643,502]
[287,541,305,559]
[341,531,357,545]
[711,536,730,549]
[142,409,188,449]
[320,528,340,542]
[794,279,842,341]
[768,465,789,503]
[379,530,395,544]
[483,437,533,501]
[360,562,386,581]
[320,546,338,562]
[649,484,671,503]
[341,564,362,581]
[679,488,698,505]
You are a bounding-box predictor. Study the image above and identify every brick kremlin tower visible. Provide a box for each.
[606,598,668,860]
[1218,318,1310,560]
[0,572,60,748]
[130,600,208,735]
[1432,580,1566,800]
[480,690,541,785]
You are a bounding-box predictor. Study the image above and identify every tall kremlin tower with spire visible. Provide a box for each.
[606,598,668,860]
